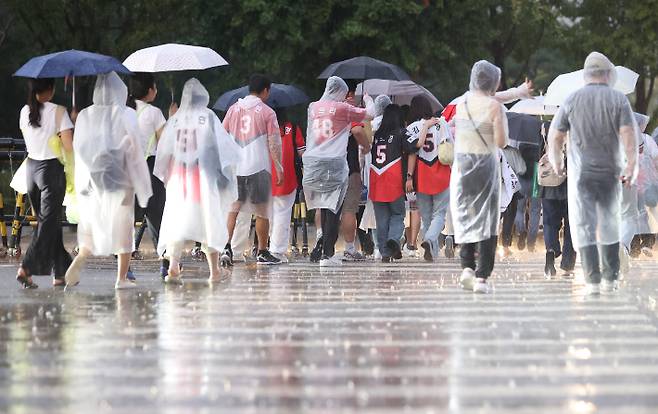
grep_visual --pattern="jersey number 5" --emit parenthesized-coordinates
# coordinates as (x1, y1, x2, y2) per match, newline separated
(375, 144, 387, 164)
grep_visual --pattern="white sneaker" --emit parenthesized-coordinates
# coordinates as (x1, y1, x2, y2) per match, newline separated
(272, 253, 289, 263)
(319, 255, 343, 267)
(164, 275, 183, 285)
(473, 278, 489, 294)
(601, 279, 619, 294)
(584, 283, 600, 296)
(374, 249, 382, 260)
(460, 268, 475, 291)
(115, 280, 138, 290)
(403, 245, 418, 258)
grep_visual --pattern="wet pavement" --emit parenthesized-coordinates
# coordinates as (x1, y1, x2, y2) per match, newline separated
(1, 252, 658, 414)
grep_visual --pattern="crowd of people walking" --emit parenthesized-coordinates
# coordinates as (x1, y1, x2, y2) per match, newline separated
(14, 51, 657, 295)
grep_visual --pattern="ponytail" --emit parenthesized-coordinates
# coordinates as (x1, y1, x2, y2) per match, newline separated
(27, 78, 55, 128)
(127, 94, 137, 109)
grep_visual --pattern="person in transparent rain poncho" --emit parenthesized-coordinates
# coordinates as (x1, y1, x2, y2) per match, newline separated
(548, 52, 638, 296)
(154, 78, 239, 284)
(302, 76, 374, 266)
(64, 72, 153, 290)
(451, 60, 509, 294)
(222, 74, 283, 266)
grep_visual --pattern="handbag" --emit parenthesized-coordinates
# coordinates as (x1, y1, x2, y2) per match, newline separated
(536, 133, 566, 187)
(501, 146, 527, 176)
(438, 140, 454, 165)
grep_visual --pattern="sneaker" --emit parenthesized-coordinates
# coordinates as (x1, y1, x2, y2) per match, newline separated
(256, 250, 282, 266)
(421, 241, 433, 262)
(386, 239, 402, 260)
(374, 249, 382, 260)
(126, 268, 136, 281)
(403, 245, 418, 258)
(115, 280, 138, 290)
(444, 236, 455, 259)
(460, 268, 475, 291)
(164, 275, 183, 285)
(517, 232, 527, 251)
(343, 250, 367, 262)
(560, 269, 575, 279)
(220, 247, 233, 267)
(310, 237, 323, 263)
(601, 279, 619, 294)
(381, 256, 392, 263)
(584, 283, 600, 296)
(641, 247, 654, 258)
(272, 253, 289, 263)
(473, 278, 489, 294)
(544, 250, 557, 279)
(131, 250, 144, 260)
(361, 238, 375, 256)
(319, 255, 343, 267)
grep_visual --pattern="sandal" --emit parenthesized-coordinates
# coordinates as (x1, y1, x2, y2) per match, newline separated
(16, 268, 38, 289)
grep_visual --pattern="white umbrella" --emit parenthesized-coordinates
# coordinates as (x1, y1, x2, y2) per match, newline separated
(509, 96, 558, 116)
(356, 79, 443, 112)
(122, 43, 228, 72)
(544, 66, 638, 106)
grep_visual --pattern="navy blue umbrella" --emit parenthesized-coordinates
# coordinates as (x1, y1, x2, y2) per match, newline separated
(213, 83, 309, 111)
(317, 56, 411, 81)
(13, 49, 131, 78)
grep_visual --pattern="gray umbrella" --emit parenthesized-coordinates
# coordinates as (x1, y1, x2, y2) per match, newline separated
(317, 56, 411, 81)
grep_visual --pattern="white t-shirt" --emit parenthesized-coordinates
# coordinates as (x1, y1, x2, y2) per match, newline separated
(135, 100, 166, 158)
(19, 102, 74, 161)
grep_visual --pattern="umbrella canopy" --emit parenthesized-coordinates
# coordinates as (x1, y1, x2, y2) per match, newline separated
(213, 83, 309, 111)
(509, 96, 558, 116)
(123, 43, 228, 72)
(506, 112, 543, 148)
(355, 80, 443, 112)
(14, 49, 130, 78)
(318, 56, 410, 81)
(544, 66, 639, 106)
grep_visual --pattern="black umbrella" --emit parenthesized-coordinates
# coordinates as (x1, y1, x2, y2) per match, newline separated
(317, 56, 411, 81)
(213, 83, 309, 111)
(506, 112, 542, 148)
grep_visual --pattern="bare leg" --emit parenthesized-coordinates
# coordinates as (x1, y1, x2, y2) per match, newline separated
(207, 250, 222, 282)
(408, 210, 421, 248)
(65, 247, 91, 287)
(166, 241, 184, 282)
(340, 212, 357, 248)
(255, 217, 270, 251)
(226, 211, 239, 243)
(117, 253, 131, 283)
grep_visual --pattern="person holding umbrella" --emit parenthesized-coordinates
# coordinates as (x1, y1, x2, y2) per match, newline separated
(222, 74, 283, 266)
(16, 78, 74, 288)
(64, 72, 153, 289)
(303, 76, 374, 266)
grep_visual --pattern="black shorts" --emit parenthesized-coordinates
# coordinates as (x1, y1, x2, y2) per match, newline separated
(237, 170, 272, 205)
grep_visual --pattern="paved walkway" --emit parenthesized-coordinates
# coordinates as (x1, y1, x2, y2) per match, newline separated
(0, 252, 657, 413)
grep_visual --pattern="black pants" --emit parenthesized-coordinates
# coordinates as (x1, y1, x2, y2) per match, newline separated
(22, 158, 72, 279)
(135, 156, 166, 249)
(542, 198, 576, 271)
(460, 236, 498, 279)
(501, 193, 521, 247)
(321, 207, 342, 257)
(580, 243, 620, 284)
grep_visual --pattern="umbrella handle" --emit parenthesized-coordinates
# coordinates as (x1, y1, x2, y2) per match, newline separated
(72, 77, 76, 109)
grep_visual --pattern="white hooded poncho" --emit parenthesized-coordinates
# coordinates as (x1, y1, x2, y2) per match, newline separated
(154, 78, 239, 255)
(73, 72, 153, 255)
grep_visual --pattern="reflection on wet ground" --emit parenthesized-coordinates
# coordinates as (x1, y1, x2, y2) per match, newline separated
(1, 256, 658, 413)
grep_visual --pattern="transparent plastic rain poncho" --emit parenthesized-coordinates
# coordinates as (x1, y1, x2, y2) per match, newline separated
(154, 78, 239, 256)
(548, 61, 638, 250)
(302, 76, 370, 213)
(450, 60, 508, 244)
(73, 72, 152, 255)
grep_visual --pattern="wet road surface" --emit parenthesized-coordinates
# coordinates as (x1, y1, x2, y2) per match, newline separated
(1, 254, 658, 413)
